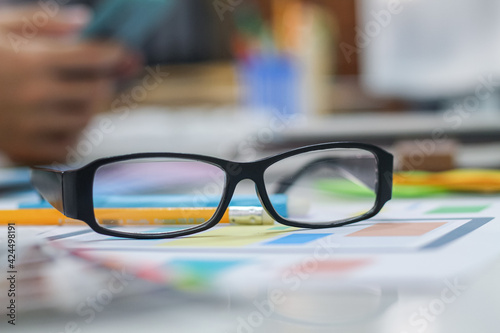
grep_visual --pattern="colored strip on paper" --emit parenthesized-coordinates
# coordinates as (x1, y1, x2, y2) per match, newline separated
(426, 205, 489, 214)
(347, 222, 446, 237)
(265, 233, 332, 245)
(268, 226, 294, 231)
(47, 229, 93, 240)
(169, 258, 243, 277)
(159, 226, 293, 247)
(422, 217, 493, 249)
(168, 258, 245, 288)
(288, 258, 371, 276)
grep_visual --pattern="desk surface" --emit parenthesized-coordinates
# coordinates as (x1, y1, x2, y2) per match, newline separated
(1, 192, 500, 333)
(2, 109, 500, 332)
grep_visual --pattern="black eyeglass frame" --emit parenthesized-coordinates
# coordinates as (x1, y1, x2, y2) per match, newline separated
(31, 142, 393, 239)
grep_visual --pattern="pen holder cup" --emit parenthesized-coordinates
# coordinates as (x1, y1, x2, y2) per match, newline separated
(238, 53, 301, 117)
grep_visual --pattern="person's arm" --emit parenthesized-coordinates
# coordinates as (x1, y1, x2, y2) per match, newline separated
(0, 6, 140, 165)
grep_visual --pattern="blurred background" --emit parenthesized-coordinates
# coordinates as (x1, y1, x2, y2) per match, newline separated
(11, 0, 500, 168)
(4, 2, 500, 332)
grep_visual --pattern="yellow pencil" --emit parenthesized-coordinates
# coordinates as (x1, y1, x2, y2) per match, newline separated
(0, 207, 274, 226)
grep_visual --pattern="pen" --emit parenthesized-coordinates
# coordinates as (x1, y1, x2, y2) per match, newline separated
(0, 206, 275, 226)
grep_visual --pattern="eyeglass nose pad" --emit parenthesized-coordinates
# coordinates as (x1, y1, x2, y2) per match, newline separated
(254, 182, 266, 202)
(254, 183, 275, 217)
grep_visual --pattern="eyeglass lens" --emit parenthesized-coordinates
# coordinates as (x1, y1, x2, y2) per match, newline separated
(93, 158, 226, 235)
(263, 148, 378, 224)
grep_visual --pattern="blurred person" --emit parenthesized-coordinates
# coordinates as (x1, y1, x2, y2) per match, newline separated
(0, 5, 140, 165)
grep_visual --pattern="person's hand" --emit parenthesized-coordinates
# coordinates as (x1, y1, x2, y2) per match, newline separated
(0, 6, 141, 165)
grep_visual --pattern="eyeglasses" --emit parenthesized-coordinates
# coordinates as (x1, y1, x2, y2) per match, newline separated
(30, 142, 393, 239)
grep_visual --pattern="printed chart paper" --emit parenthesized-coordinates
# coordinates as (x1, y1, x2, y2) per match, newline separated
(5, 196, 500, 294)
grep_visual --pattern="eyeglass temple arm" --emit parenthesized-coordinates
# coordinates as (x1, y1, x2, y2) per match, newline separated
(275, 157, 377, 194)
(30, 168, 64, 213)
